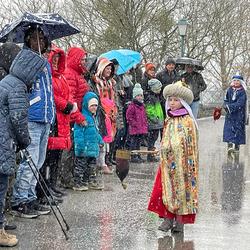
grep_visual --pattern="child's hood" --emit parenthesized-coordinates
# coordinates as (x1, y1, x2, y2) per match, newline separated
(82, 91, 99, 115)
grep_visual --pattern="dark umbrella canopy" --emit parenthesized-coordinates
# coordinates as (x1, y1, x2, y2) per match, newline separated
(175, 57, 204, 71)
(0, 12, 80, 43)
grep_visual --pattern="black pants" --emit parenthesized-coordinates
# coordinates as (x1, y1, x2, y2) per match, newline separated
(130, 134, 143, 151)
(148, 129, 160, 150)
(36, 149, 62, 200)
(44, 149, 62, 187)
(73, 156, 96, 185)
(59, 128, 74, 186)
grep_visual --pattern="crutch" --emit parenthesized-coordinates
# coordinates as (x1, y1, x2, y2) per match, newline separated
(22, 149, 70, 240)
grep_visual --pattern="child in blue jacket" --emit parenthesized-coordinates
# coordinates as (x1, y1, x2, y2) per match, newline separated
(73, 92, 104, 191)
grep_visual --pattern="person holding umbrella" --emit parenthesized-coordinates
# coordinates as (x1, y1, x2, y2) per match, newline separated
(11, 25, 54, 218)
(181, 64, 207, 118)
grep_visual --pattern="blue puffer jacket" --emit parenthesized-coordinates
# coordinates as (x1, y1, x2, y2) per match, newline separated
(28, 57, 55, 124)
(0, 49, 47, 175)
(74, 92, 104, 158)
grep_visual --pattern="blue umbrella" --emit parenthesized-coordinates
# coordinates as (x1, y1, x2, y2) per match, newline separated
(0, 12, 80, 43)
(99, 49, 142, 75)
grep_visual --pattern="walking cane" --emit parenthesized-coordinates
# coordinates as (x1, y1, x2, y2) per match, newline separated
(21, 149, 70, 240)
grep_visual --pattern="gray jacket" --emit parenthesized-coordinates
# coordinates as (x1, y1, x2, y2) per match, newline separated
(0, 49, 47, 175)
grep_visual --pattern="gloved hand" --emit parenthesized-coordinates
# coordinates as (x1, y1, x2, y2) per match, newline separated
(213, 107, 222, 121)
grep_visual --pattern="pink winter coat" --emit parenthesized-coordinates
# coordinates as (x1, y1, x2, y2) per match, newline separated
(126, 100, 148, 135)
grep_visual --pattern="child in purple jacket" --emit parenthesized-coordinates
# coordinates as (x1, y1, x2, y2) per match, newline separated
(126, 83, 148, 163)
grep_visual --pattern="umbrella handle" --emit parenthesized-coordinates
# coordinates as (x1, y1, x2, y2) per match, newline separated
(36, 26, 42, 56)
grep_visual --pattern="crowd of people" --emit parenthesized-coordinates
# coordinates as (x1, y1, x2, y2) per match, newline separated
(0, 22, 214, 247)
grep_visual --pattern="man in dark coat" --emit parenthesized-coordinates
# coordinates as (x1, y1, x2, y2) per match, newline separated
(181, 65, 207, 118)
(156, 58, 179, 117)
(11, 25, 54, 218)
(0, 44, 47, 247)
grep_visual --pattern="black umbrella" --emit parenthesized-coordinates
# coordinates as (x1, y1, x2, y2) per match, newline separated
(0, 12, 80, 43)
(175, 57, 204, 71)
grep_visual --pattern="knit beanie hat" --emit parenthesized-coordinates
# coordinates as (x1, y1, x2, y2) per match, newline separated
(88, 97, 98, 108)
(165, 57, 176, 66)
(145, 62, 155, 72)
(163, 81, 194, 104)
(148, 78, 162, 93)
(133, 83, 144, 98)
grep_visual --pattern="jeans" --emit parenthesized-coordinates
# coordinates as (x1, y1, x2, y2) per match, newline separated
(11, 122, 50, 206)
(0, 174, 8, 229)
(190, 101, 200, 119)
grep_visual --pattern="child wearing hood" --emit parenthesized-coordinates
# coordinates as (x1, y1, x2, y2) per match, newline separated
(73, 92, 104, 191)
(223, 75, 248, 155)
(126, 83, 148, 163)
(148, 81, 199, 233)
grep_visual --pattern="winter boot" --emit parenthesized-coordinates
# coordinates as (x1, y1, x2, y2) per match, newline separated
(171, 221, 184, 233)
(158, 218, 174, 232)
(72, 182, 89, 191)
(89, 166, 104, 190)
(0, 229, 18, 247)
(227, 143, 234, 158)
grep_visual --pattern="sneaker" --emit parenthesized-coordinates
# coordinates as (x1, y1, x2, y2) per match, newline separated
(29, 201, 51, 215)
(158, 218, 174, 232)
(11, 203, 39, 219)
(72, 183, 88, 191)
(89, 180, 104, 190)
(0, 229, 18, 247)
(103, 165, 113, 175)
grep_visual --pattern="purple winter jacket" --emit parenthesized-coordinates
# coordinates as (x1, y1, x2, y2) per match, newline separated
(126, 99, 148, 135)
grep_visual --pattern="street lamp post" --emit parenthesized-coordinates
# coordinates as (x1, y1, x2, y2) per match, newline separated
(177, 18, 188, 57)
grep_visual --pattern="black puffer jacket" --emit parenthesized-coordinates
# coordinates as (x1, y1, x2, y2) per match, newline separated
(0, 48, 47, 175)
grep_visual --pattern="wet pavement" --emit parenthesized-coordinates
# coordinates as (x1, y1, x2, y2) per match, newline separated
(3, 117, 250, 250)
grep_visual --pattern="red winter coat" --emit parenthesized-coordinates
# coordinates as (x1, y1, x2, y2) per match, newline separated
(64, 47, 89, 124)
(47, 45, 72, 150)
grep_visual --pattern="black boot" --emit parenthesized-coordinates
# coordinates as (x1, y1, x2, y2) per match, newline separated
(50, 186, 67, 196)
(104, 153, 112, 167)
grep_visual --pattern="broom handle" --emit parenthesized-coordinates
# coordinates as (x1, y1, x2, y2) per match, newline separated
(130, 150, 159, 155)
